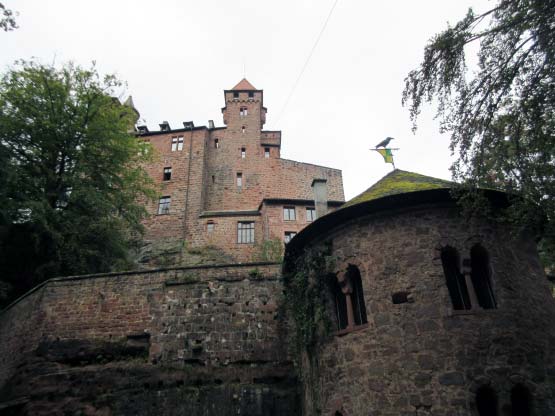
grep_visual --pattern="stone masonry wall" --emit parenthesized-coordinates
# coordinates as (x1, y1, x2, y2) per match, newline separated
(301, 203, 555, 416)
(0, 263, 299, 416)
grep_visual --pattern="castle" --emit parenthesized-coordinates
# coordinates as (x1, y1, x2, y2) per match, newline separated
(1, 82, 555, 416)
(135, 79, 344, 264)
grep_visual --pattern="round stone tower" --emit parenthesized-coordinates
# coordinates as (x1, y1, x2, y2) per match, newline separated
(285, 170, 555, 416)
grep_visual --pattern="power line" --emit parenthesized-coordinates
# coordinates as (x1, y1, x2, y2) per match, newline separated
(275, 0, 340, 124)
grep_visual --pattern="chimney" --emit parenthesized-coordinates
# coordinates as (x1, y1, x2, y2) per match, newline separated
(159, 121, 171, 131)
(312, 179, 328, 219)
(137, 125, 149, 135)
(208, 120, 215, 129)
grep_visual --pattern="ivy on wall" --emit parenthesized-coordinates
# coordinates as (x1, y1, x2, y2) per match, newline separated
(283, 242, 336, 414)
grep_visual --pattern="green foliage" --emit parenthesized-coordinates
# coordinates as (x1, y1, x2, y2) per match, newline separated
(283, 245, 335, 354)
(403, 0, 555, 267)
(0, 2, 17, 32)
(253, 238, 284, 263)
(0, 60, 155, 304)
(248, 268, 263, 279)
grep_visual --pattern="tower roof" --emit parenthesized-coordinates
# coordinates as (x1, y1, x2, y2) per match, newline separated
(231, 78, 257, 90)
(342, 169, 453, 209)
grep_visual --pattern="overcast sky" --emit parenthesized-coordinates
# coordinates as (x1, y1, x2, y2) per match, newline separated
(2, 0, 492, 200)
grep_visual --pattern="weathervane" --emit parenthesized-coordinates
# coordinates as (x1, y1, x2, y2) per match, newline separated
(371, 137, 398, 169)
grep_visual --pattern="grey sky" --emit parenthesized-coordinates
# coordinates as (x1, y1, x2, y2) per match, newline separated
(2, 0, 491, 200)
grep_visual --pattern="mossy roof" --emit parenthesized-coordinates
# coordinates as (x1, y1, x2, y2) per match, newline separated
(341, 169, 453, 209)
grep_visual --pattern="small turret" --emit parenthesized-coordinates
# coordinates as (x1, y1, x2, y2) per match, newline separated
(221, 78, 267, 130)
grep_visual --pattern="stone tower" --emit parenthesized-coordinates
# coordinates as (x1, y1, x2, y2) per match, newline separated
(285, 170, 555, 416)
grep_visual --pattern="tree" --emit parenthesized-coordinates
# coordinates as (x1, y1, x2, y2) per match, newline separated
(0, 60, 154, 305)
(0, 2, 17, 31)
(403, 0, 555, 265)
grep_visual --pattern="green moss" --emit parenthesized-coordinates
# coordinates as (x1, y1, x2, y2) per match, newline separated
(342, 169, 453, 208)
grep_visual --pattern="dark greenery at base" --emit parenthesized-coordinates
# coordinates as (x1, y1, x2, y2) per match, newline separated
(283, 245, 335, 353)
(403, 0, 555, 267)
(283, 244, 335, 414)
(0, 60, 155, 306)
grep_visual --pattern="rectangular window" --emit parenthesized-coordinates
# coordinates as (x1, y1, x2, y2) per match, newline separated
(241, 147, 246, 158)
(233, 91, 239, 98)
(163, 167, 172, 181)
(158, 196, 171, 215)
(215, 138, 219, 148)
(306, 207, 316, 222)
(264, 147, 270, 158)
(207, 221, 215, 233)
(284, 231, 297, 244)
(237, 221, 254, 244)
(284, 206, 296, 221)
(171, 137, 184, 151)
(240, 106, 248, 117)
(237, 172, 243, 187)
(248, 91, 254, 98)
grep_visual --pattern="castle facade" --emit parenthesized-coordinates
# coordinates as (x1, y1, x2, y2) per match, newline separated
(136, 79, 344, 262)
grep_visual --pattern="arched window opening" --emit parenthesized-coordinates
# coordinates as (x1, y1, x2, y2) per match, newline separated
(331, 279, 348, 330)
(511, 384, 531, 416)
(441, 247, 471, 310)
(347, 265, 368, 326)
(334, 412, 344, 416)
(476, 386, 498, 416)
(332, 265, 367, 332)
(471, 245, 497, 309)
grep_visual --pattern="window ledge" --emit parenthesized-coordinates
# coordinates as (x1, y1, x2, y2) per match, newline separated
(335, 323, 368, 337)
(449, 308, 498, 317)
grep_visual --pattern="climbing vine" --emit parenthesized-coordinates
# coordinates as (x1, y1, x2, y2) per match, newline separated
(283, 243, 336, 414)
(284, 244, 335, 353)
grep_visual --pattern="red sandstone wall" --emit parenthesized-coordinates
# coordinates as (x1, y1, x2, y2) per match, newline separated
(140, 128, 209, 242)
(138, 85, 344, 262)
(0, 264, 298, 415)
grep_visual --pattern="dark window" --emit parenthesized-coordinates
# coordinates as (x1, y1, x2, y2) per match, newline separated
(236, 172, 243, 187)
(212, 175, 215, 184)
(441, 247, 471, 310)
(284, 231, 297, 244)
(306, 207, 316, 222)
(511, 384, 531, 416)
(471, 245, 497, 309)
(248, 91, 254, 98)
(476, 386, 498, 416)
(331, 279, 349, 330)
(264, 147, 270, 158)
(207, 221, 214, 233)
(215, 138, 219, 149)
(158, 196, 171, 215)
(241, 125, 246, 134)
(284, 207, 296, 221)
(233, 91, 239, 98)
(348, 265, 368, 326)
(163, 167, 172, 181)
(332, 265, 367, 331)
(392, 291, 410, 304)
(241, 147, 246, 158)
(237, 222, 254, 244)
(240, 106, 248, 117)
